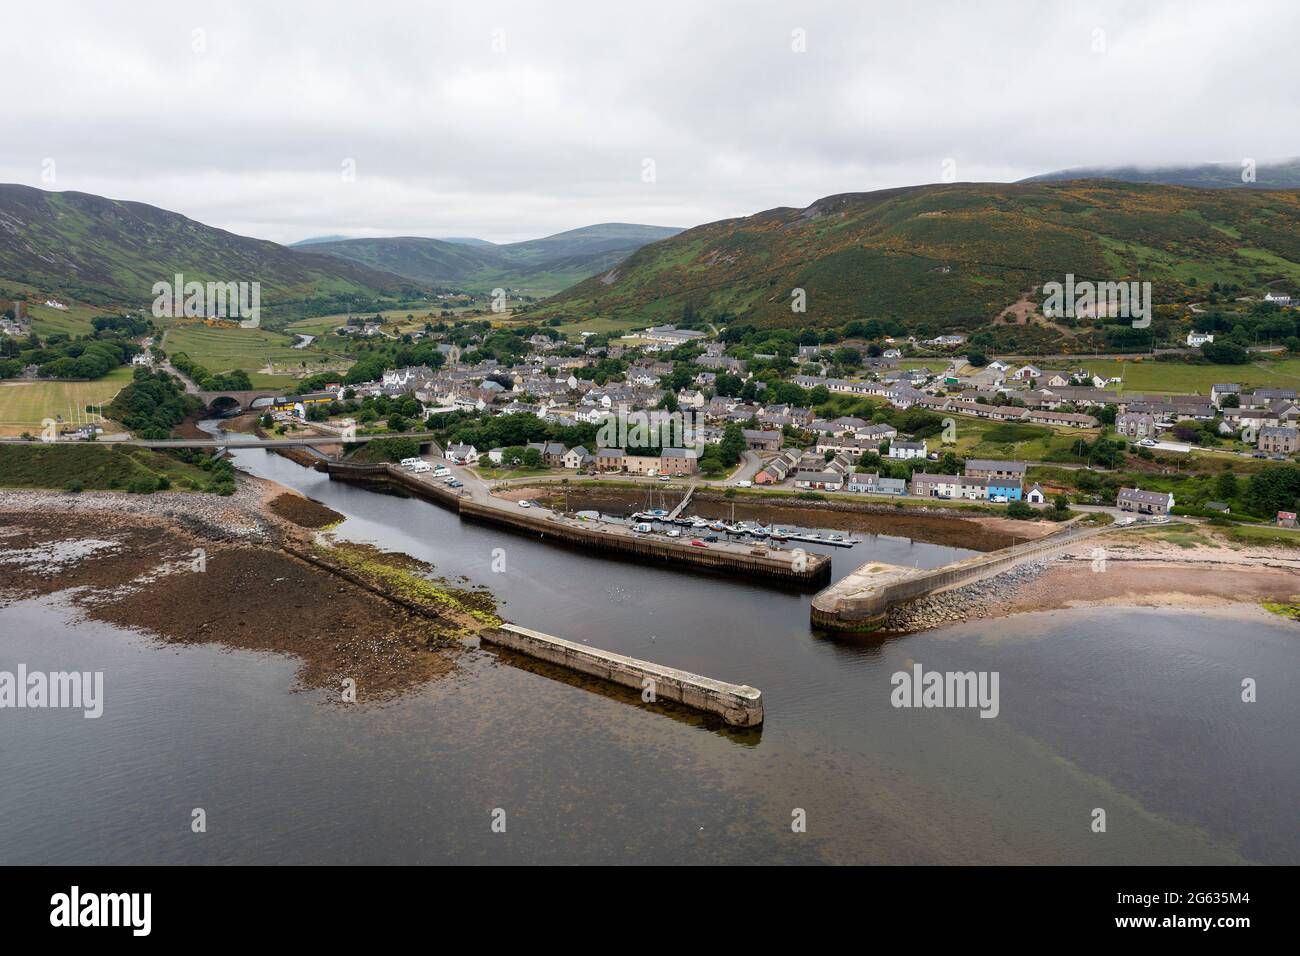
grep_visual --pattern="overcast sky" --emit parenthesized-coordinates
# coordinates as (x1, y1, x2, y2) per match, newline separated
(2, 0, 1297, 244)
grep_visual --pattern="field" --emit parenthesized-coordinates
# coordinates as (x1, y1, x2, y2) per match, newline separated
(161, 323, 348, 377)
(945, 418, 1100, 461)
(0, 443, 214, 490)
(1074, 357, 1300, 395)
(0, 367, 133, 434)
(0, 284, 118, 338)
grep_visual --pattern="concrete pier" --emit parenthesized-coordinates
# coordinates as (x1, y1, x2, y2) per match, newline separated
(811, 522, 1106, 632)
(481, 623, 764, 727)
(324, 461, 830, 586)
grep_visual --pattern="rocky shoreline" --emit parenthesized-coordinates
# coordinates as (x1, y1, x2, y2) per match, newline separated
(883, 560, 1051, 632)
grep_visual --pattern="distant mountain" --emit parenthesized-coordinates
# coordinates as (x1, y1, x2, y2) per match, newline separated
(1022, 158, 1300, 189)
(534, 181, 1300, 345)
(0, 185, 414, 320)
(289, 234, 353, 246)
(300, 222, 683, 295)
(437, 237, 497, 248)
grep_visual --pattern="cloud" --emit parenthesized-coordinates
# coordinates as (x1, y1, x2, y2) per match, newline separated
(1, 0, 1296, 243)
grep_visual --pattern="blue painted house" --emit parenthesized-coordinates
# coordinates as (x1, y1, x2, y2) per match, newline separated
(986, 480, 1023, 502)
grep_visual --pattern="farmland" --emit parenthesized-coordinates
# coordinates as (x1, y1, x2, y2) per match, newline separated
(1073, 357, 1300, 395)
(160, 324, 350, 387)
(0, 366, 133, 435)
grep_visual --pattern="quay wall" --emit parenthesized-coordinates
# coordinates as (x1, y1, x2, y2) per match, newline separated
(481, 623, 764, 728)
(324, 461, 829, 585)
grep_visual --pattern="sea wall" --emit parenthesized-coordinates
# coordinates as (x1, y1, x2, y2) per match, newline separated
(481, 623, 764, 727)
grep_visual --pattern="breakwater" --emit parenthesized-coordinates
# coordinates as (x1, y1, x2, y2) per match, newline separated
(811, 521, 1106, 632)
(481, 623, 763, 727)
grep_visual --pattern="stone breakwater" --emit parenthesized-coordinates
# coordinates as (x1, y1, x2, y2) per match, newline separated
(883, 560, 1050, 632)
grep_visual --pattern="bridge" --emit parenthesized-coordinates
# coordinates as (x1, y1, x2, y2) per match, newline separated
(0, 433, 440, 450)
(196, 389, 288, 414)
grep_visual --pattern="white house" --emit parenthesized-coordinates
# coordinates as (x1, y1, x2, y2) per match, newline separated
(446, 444, 479, 465)
(887, 439, 928, 460)
(1187, 331, 1215, 347)
(1025, 483, 1046, 504)
(562, 445, 592, 469)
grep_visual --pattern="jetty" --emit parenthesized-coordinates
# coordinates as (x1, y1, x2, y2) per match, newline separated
(323, 461, 831, 586)
(481, 623, 763, 727)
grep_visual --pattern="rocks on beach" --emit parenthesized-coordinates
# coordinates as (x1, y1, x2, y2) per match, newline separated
(884, 560, 1051, 632)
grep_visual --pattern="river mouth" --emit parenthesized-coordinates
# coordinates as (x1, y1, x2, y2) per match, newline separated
(3, 438, 1297, 865)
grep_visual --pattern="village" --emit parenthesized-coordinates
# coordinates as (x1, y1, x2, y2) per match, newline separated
(244, 319, 1300, 523)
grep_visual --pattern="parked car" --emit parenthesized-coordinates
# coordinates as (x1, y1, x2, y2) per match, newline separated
(658, 474, 671, 482)
(518, 500, 532, 508)
(1139, 438, 1157, 446)
(448, 479, 462, 488)
(736, 480, 752, 488)
(690, 539, 707, 547)
(703, 534, 719, 542)
(666, 529, 681, 537)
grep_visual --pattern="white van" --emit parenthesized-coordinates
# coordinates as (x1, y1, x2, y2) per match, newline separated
(431, 465, 450, 477)
(410, 461, 432, 473)
(632, 522, 652, 533)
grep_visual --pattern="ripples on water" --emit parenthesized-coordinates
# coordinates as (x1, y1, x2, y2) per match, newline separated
(0, 446, 1295, 864)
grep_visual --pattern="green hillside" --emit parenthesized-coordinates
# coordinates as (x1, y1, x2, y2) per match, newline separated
(532, 181, 1300, 343)
(0, 184, 419, 324)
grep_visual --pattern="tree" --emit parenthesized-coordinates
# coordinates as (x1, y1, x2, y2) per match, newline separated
(521, 447, 543, 468)
(1214, 471, 1239, 500)
(1200, 341, 1249, 364)
(967, 351, 989, 367)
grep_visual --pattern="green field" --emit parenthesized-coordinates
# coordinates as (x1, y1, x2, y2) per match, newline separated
(1074, 358, 1300, 395)
(161, 324, 347, 375)
(944, 417, 1101, 461)
(0, 443, 216, 490)
(0, 366, 133, 433)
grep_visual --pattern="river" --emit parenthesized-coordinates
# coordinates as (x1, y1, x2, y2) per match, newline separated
(1, 442, 1296, 864)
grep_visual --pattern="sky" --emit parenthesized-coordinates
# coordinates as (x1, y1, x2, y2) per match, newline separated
(2, 0, 1297, 245)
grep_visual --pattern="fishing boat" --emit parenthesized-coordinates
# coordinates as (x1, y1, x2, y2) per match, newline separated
(770, 528, 789, 541)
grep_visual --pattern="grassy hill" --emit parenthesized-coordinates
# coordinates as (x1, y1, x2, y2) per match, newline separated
(0, 184, 419, 323)
(533, 182, 1300, 341)
(299, 222, 683, 296)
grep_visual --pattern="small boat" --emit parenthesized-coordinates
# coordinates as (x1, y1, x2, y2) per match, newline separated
(691, 518, 709, 529)
(770, 529, 789, 541)
(708, 522, 727, 532)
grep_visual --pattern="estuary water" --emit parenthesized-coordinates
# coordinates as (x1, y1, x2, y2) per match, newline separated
(1, 445, 1296, 864)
